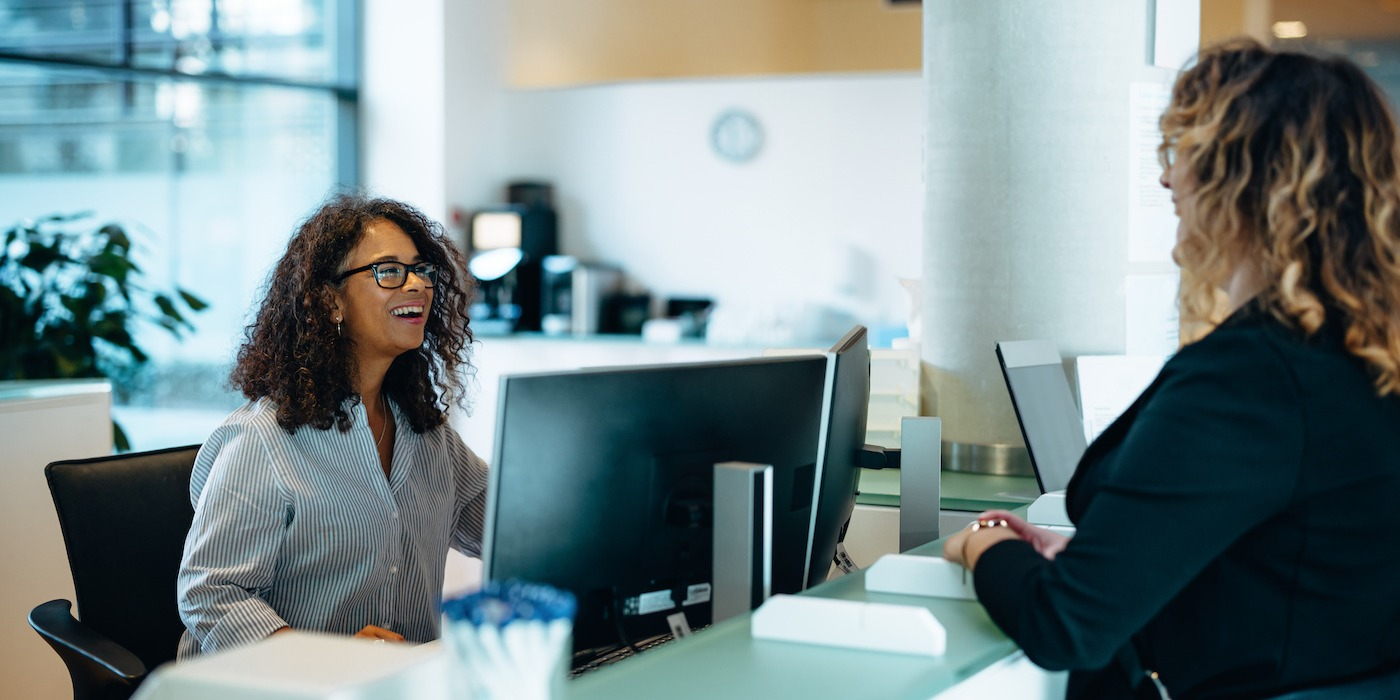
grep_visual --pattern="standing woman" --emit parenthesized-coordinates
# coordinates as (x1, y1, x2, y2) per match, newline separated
(177, 193, 488, 658)
(944, 41, 1400, 698)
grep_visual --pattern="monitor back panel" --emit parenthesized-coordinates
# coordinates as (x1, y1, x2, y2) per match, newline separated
(483, 356, 827, 651)
(995, 340, 1087, 494)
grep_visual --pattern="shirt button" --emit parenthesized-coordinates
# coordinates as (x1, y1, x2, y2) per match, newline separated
(389, 565, 398, 574)
(391, 511, 399, 519)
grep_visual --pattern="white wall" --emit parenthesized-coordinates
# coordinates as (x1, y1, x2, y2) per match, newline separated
(361, 0, 449, 218)
(493, 73, 924, 342)
(363, 0, 514, 230)
(365, 5, 925, 345)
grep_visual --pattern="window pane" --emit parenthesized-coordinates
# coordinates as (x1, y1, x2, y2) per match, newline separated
(0, 63, 347, 449)
(1, 0, 353, 451)
(0, 0, 345, 84)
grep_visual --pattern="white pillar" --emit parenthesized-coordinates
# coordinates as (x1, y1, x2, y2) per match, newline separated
(921, 1, 1182, 457)
(362, 0, 510, 245)
(362, 0, 448, 218)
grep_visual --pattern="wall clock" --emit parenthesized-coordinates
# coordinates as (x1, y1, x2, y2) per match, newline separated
(710, 109, 764, 163)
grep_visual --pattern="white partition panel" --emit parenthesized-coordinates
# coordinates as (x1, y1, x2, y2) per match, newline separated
(0, 380, 114, 700)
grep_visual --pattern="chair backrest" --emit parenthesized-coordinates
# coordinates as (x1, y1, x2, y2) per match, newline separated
(46, 444, 200, 672)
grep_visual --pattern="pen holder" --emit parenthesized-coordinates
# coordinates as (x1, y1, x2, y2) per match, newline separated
(441, 581, 577, 700)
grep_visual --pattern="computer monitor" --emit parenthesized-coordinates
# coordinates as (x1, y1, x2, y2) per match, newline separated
(995, 339, 1088, 494)
(481, 356, 828, 657)
(802, 325, 870, 588)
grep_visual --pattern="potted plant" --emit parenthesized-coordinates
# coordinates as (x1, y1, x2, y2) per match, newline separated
(1, 212, 207, 450)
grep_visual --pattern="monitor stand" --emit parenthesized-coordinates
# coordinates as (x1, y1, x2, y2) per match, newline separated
(898, 416, 942, 552)
(712, 461, 773, 624)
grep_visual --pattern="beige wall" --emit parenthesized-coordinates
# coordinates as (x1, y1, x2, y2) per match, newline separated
(508, 0, 921, 87)
(809, 0, 923, 73)
(1200, 0, 1275, 46)
(1201, 0, 1400, 46)
(1271, 0, 1400, 41)
(510, 0, 1400, 90)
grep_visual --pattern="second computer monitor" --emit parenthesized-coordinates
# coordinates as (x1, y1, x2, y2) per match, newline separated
(803, 325, 870, 588)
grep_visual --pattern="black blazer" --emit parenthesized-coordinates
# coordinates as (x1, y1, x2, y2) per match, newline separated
(975, 302, 1400, 699)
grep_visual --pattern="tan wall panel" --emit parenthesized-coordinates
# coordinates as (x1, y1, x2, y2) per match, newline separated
(509, 0, 919, 88)
(1272, 0, 1400, 41)
(1200, 0, 1250, 47)
(812, 0, 921, 73)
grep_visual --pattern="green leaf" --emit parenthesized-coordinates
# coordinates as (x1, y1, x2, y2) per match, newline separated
(41, 212, 92, 225)
(113, 419, 131, 452)
(98, 309, 127, 328)
(83, 281, 107, 307)
(153, 294, 185, 323)
(98, 224, 131, 253)
(178, 288, 209, 311)
(92, 320, 133, 348)
(88, 251, 134, 283)
(53, 352, 84, 378)
(20, 242, 65, 271)
(60, 294, 93, 320)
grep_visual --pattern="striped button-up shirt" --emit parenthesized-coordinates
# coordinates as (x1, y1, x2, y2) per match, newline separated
(176, 397, 488, 659)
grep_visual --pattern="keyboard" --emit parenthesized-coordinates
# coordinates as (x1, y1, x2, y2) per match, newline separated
(570, 634, 677, 677)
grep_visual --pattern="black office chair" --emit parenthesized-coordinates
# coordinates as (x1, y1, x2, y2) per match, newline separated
(29, 444, 201, 700)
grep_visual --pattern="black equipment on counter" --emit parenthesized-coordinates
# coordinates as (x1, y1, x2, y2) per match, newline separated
(466, 184, 557, 334)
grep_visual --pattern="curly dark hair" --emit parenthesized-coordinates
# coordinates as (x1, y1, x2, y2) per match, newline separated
(230, 191, 476, 434)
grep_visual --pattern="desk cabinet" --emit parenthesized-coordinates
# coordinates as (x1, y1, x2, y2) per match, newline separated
(0, 380, 114, 700)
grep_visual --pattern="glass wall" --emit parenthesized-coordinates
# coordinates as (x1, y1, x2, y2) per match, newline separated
(0, 0, 357, 450)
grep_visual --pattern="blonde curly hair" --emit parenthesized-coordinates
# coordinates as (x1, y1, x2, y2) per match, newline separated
(1161, 38, 1400, 395)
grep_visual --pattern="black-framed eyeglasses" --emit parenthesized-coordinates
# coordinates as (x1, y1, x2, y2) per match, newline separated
(334, 261, 439, 289)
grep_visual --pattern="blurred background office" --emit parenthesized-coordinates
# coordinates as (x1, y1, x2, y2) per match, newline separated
(7, 1, 1400, 455)
(2, 0, 927, 453)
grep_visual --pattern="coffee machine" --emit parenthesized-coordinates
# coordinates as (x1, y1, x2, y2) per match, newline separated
(540, 256, 623, 336)
(466, 183, 557, 334)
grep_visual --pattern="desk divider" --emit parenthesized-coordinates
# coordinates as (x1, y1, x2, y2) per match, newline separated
(899, 417, 942, 552)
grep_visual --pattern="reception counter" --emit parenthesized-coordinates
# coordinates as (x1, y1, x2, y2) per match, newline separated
(565, 474, 1061, 699)
(135, 466, 1060, 699)
(137, 531, 1063, 700)
(570, 536, 1065, 700)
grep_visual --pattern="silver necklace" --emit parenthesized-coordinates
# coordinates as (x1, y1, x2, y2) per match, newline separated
(374, 395, 390, 448)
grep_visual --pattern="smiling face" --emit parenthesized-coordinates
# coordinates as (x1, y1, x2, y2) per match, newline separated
(332, 218, 433, 373)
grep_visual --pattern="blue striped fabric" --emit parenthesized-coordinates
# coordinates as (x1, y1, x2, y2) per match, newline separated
(176, 397, 488, 659)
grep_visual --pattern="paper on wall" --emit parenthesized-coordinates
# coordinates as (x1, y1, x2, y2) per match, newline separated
(1128, 82, 1177, 263)
(1126, 272, 1180, 356)
(1075, 355, 1168, 443)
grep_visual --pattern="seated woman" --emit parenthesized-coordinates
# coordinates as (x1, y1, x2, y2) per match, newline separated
(177, 193, 487, 658)
(944, 40, 1400, 698)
